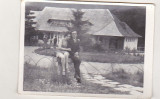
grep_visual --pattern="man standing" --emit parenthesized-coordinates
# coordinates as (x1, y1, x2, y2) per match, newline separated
(68, 31, 81, 83)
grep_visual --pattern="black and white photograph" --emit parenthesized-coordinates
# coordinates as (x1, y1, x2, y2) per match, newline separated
(18, 0, 154, 98)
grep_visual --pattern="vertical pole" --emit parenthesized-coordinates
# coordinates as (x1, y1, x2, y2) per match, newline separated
(57, 33, 59, 46)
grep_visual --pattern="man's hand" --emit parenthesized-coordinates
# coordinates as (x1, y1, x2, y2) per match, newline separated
(74, 52, 79, 58)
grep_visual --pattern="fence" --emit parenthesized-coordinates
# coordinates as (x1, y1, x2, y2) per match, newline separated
(24, 54, 144, 83)
(137, 47, 144, 53)
(24, 55, 54, 67)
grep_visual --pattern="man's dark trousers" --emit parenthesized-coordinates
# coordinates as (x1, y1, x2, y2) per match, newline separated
(68, 38, 81, 83)
(70, 54, 81, 82)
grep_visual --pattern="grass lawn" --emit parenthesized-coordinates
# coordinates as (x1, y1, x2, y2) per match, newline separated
(34, 48, 57, 57)
(102, 69, 143, 87)
(79, 51, 144, 63)
(34, 48, 144, 64)
(23, 63, 129, 94)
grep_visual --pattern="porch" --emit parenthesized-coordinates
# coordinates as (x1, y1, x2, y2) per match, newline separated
(38, 30, 68, 47)
(92, 36, 124, 50)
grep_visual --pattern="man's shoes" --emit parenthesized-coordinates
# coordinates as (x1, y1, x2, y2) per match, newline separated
(76, 78, 81, 83)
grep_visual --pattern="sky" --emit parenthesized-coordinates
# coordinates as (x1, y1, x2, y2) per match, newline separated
(25, 1, 145, 11)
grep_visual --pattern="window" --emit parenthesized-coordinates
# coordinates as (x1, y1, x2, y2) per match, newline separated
(126, 38, 135, 42)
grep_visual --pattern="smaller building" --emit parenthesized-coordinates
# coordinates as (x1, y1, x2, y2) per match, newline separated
(81, 9, 141, 50)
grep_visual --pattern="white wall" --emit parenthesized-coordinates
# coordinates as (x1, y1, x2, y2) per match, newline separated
(57, 33, 64, 48)
(123, 37, 138, 50)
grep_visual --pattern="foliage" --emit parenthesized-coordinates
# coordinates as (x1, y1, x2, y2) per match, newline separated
(111, 8, 145, 47)
(34, 48, 56, 57)
(34, 48, 144, 63)
(25, 10, 37, 46)
(79, 51, 144, 63)
(92, 42, 105, 52)
(68, 10, 93, 50)
(23, 62, 128, 94)
(124, 47, 131, 54)
(23, 62, 72, 91)
(79, 34, 95, 52)
(103, 69, 143, 87)
(68, 10, 92, 35)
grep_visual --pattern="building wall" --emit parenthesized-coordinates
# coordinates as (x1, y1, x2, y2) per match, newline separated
(123, 37, 138, 50)
(57, 33, 64, 47)
(93, 36, 110, 50)
(92, 36, 124, 50)
(101, 37, 110, 50)
(43, 32, 65, 47)
(116, 37, 124, 50)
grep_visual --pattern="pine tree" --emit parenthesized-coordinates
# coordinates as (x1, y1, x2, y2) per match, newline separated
(69, 9, 93, 51)
(25, 10, 37, 45)
(69, 9, 92, 37)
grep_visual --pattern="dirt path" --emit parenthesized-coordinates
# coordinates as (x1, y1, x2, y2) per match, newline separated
(80, 62, 143, 95)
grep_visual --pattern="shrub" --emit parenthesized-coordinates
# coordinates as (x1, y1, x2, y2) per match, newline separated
(79, 52, 144, 63)
(131, 48, 137, 56)
(124, 47, 131, 54)
(103, 69, 144, 87)
(23, 63, 72, 91)
(80, 34, 95, 52)
(34, 48, 144, 63)
(93, 42, 105, 52)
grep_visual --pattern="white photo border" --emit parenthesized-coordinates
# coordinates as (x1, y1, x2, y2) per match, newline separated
(18, 0, 154, 98)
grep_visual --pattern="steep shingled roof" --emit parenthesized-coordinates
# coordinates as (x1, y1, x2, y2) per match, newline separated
(81, 9, 124, 37)
(29, 7, 141, 37)
(30, 7, 75, 32)
(112, 15, 141, 37)
(82, 9, 141, 37)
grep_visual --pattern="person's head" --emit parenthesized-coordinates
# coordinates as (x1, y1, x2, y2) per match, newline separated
(64, 33, 71, 40)
(71, 31, 77, 39)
